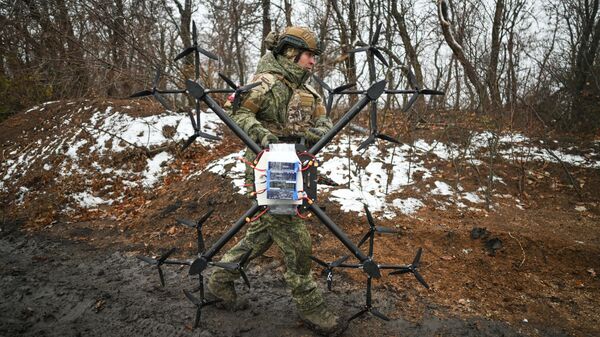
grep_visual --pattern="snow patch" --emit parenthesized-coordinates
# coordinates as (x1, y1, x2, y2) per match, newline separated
(141, 151, 173, 187)
(72, 191, 111, 208)
(392, 198, 424, 215)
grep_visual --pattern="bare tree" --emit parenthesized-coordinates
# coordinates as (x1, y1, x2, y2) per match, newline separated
(437, 0, 490, 111)
(261, 0, 271, 55)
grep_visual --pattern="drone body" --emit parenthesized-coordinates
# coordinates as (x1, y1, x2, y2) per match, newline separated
(133, 20, 442, 329)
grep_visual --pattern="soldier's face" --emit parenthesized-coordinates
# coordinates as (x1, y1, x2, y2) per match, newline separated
(297, 51, 317, 71)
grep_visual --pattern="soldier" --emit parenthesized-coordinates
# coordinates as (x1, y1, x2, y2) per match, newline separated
(207, 27, 347, 336)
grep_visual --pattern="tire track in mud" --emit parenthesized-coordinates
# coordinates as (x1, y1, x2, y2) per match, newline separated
(0, 226, 571, 337)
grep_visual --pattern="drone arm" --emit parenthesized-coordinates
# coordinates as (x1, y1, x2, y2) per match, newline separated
(203, 203, 263, 259)
(308, 204, 368, 263)
(189, 203, 263, 275)
(193, 86, 262, 154)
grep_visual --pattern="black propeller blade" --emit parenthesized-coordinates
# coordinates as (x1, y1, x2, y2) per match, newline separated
(312, 75, 356, 117)
(357, 205, 402, 247)
(310, 255, 349, 291)
(181, 80, 220, 149)
(381, 67, 445, 112)
(356, 122, 402, 151)
(136, 247, 177, 287)
(183, 289, 221, 329)
(129, 68, 171, 110)
(357, 134, 376, 152)
(218, 73, 261, 112)
(176, 208, 214, 254)
(211, 249, 253, 288)
(174, 21, 219, 63)
(348, 22, 389, 67)
(348, 276, 390, 322)
(174, 46, 219, 62)
(389, 247, 429, 289)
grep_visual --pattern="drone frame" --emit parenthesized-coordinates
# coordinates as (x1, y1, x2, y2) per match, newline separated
(132, 19, 448, 329)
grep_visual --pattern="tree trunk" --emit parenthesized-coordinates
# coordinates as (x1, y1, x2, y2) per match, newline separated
(330, 0, 358, 106)
(284, 0, 293, 26)
(487, 0, 504, 109)
(571, 0, 600, 125)
(437, 0, 490, 111)
(261, 0, 271, 56)
(390, 0, 424, 86)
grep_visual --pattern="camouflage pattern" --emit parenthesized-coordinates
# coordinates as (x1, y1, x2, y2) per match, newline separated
(209, 46, 332, 316)
(224, 51, 332, 146)
(208, 213, 324, 313)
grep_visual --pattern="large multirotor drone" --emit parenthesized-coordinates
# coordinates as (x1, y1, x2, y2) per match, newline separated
(132, 20, 443, 329)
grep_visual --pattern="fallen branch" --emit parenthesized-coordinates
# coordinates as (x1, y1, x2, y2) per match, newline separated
(508, 232, 525, 268)
(82, 126, 173, 158)
(542, 146, 583, 198)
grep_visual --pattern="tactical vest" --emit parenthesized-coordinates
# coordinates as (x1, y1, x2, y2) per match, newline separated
(251, 73, 324, 137)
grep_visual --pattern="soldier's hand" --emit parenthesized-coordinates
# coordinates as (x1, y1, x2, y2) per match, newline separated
(260, 133, 279, 148)
(305, 127, 325, 143)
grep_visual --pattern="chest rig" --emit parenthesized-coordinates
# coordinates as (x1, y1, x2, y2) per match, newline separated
(277, 75, 320, 135)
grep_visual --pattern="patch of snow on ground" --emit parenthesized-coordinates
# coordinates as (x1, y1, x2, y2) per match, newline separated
(66, 138, 87, 158)
(431, 181, 453, 196)
(462, 192, 484, 203)
(16, 186, 30, 204)
(87, 108, 222, 153)
(317, 137, 431, 217)
(199, 150, 247, 194)
(392, 198, 424, 215)
(141, 151, 173, 187)
(72, 191, 111, 208)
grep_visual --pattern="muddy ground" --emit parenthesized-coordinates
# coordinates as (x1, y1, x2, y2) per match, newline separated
(0, 218, 571, 337)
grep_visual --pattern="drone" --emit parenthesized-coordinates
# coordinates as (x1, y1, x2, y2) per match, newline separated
(132, 20, 443, 329)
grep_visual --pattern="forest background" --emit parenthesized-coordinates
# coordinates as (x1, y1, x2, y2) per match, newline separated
(1, 0, 599, 133)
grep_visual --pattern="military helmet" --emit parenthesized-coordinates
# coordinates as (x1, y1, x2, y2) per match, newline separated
(271, 26, 322, 56)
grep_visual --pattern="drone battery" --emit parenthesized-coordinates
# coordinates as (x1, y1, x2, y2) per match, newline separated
(266, 161, 299, 200)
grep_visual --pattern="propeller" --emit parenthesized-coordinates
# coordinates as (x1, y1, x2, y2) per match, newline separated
(347, 22, 401, 150)
(218, 72, 261, 113)
(356, 90, 402, 151)
(385, 67, 445, 112)
(183, 289, 221, 329)
(181, 80, 221, 150)
(174, 21, 218, 67)
(389, 247, 429, 289)
(347, 22, 388, 67)
(176, 208, 214, 254)
(357, 205, 401, 249)
(348, 276, 390, 322)
(129, 68, 173, 110)
(309, 255, 349, 291)
(312, 75, 356, 117)
(211, 249, 253, 288)
(136, 247, 177, 287)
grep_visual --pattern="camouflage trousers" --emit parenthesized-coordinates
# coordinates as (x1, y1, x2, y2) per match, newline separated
(208, 213, 324, 314)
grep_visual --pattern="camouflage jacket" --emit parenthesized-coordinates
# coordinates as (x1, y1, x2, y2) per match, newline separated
(225, 52, 332, 145)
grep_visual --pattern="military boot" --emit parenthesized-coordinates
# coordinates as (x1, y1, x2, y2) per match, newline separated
(206, 279, 249, 311)
(300, 304, 348, 336)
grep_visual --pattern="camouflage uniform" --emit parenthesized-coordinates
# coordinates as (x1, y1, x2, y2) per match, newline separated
(208, 49, 332, 315)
